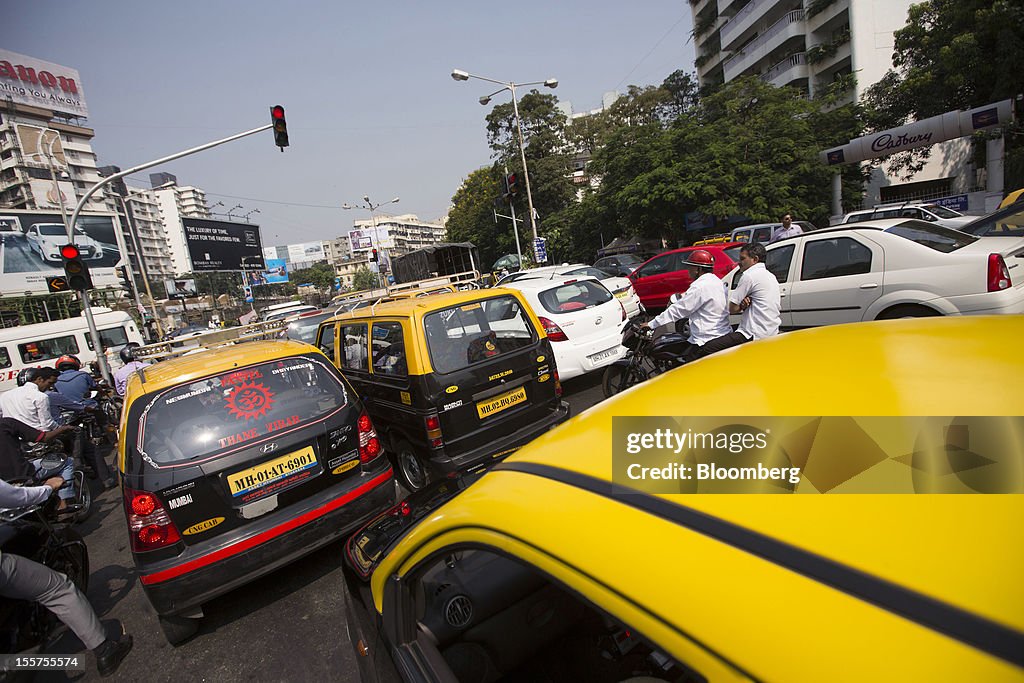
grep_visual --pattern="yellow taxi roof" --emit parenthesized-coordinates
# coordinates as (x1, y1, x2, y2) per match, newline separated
(324, 288, 519, 323)
(374, 316, 1024, 678)
(124, 340, 318, 396)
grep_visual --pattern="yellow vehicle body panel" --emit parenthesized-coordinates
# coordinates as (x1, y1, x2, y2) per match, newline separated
(367, 316, 1024, 681)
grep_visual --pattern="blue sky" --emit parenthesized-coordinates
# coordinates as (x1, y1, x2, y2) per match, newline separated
(7, 1, 694, 246)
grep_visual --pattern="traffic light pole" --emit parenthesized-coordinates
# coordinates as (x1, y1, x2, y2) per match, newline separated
(65, 122, 274, 382)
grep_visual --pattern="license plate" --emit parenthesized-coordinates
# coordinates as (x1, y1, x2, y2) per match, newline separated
(227, 446, 319, 499)
(476, 386, 527, 419)
(614, 290, 629, 299)
(589, 347, 619, 363)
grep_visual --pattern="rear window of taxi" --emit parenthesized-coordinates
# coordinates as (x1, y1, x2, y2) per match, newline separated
(537, 280, 612, 314)
(424, 295, 537, 374)
(136, 356, 348, 464)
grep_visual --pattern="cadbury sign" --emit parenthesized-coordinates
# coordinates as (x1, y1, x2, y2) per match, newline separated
(821, 99, 1012, 166)
(0, 49, 88, 118)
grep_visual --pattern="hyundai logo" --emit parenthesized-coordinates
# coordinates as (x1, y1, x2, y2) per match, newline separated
(595, 316, 603, 325)
(260, 443, 279, 454)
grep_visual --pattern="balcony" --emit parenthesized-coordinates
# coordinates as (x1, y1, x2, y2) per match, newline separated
(723, 10, 805, 81)
(762, 52, 808, 87)
(720, 0, 767, 50)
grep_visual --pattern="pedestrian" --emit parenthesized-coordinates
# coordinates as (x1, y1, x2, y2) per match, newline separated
(113, 343, 150, 397)
(700, 242, 781, 356)
(0, 475, 133, 677)
(768, 213, 802, 243)
(641, 250, 730, 362)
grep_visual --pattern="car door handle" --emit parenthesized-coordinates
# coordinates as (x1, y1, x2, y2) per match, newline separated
(859, 283, 879, 289)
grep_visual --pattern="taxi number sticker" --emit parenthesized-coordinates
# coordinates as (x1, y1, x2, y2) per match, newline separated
(227, 447, 318, 497)
(477, 386, 527, 419)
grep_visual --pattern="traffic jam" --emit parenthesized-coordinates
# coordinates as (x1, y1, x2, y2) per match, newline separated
(4, 203, 1024, 680)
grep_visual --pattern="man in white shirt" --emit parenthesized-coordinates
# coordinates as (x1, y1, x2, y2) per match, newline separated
(700, 242, 781, 356)
(0, 367, 60, 431)
(642, 250, 730, 362)
(768, 213, 802, 243)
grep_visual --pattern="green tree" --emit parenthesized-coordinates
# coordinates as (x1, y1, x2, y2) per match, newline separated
(351, 266, 376, 291)
(863, 0, 1024, 185)
(445, 166, 516, 269)
(290, 262, 335, 290)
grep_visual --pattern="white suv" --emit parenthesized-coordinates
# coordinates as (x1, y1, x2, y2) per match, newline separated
(841, 203, 973, 229)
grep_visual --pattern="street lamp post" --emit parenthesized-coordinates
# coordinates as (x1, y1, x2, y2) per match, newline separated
(342, 196, 400, 289)
(451, 68, 558, 244)
(118, 186, 172, 339)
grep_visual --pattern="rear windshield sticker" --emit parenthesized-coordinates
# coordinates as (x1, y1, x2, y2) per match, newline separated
(271, 362, 313, 375)
(225, 382, 275, 421)
(221, 369, 264, 387)
(460, 303, 482, 311)
(219, 428, 259, 449)
(266, 415, 300, 432)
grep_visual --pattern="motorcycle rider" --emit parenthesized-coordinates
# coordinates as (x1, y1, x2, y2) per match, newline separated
(55, 355, 98, 405)
(113, 342, 150, 397)
(0, 369, 81, 506)
(0, 475, 134, 677)
(642, 249, 731, 362)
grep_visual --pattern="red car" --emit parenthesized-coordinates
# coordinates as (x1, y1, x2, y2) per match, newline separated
(628, 243, 742, 311)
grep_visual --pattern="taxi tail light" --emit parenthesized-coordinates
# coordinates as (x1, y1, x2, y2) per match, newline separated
(124, 487, 181, 552)
(357, 411, 383, 464)
(425, 412, 443, 449)
(538, 316, 568, 342)
(619, 300, 627, 322)
(987, 253, 1011, 292)
(554, 368, 563, 398)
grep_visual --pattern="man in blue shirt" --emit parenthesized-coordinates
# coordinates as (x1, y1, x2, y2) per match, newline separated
(54, 355, 96, 404)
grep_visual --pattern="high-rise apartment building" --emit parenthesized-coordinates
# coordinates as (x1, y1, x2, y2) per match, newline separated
(152, 175, 211, 275)
(0, 50, 107, 213)
(98, 165, 176, 284)
(349, 214, 446, 258)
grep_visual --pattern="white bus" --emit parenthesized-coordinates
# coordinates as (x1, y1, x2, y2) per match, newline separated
(0, 308, 144, 394)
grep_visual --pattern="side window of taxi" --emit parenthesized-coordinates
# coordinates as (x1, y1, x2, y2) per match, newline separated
(371, 322, 407, 377)
(401, 548, 705, 682)
(766, 244, 795, 283)
(318, 324, 335, 360)
(340, 323, 368, 373)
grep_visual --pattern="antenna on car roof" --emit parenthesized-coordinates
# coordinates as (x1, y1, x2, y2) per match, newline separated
(136, 365, 146, 385)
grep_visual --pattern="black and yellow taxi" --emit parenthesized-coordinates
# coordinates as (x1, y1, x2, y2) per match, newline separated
(117, 339, 396, 645)
(340, 316, 1024, 682)
(316, 289, 570, 491)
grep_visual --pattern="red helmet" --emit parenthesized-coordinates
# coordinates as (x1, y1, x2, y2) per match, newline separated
(687, 250, 714, 268)
(55, 355, 81, 371)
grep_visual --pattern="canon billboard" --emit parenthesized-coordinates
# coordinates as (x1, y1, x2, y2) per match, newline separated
(181, 217, 265, 272)
(0, 49, 88, 118)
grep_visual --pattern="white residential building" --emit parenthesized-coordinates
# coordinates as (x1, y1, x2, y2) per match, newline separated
(690, 0, 986, 212)
(349, 214, 446, 258)
(154, 182, 211, 275)
(121, 188, 175, 280)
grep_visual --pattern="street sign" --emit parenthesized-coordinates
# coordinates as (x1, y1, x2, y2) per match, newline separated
(46, 276, 70, 293)
(533, 237, 548, 264)
(244, 286, 253, 303)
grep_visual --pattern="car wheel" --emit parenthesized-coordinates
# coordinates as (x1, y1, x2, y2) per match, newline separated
(392, 438, 430, 492)
(159, 613, 200, 646)
(876, 304, 939, 320)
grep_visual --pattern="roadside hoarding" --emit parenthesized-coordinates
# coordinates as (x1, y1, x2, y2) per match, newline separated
(0, 49, 88, 117)
(0, 210, 123, 296)
(264, 258, 289, 283)
(16, 124, 68, 170)
(286, 241, 325, 264)
(164, 278, 198, 298)
(348, 226, 394, 252)
(181, 217, 265, 271)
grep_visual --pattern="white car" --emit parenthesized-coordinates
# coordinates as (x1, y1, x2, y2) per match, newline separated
(722, 218, 1024, 329)
(841, 203, 974, 230)
(496, 264, 643, 319)
(500, 275, 628, 380)
(25, 223, 104, 263)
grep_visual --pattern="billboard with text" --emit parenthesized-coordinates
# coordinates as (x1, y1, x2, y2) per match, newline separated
(182, 217, 265, 271)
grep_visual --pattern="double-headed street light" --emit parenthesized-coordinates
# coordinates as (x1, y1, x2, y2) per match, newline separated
(342, 196, 400, 288)
(451, 69, 558, 243)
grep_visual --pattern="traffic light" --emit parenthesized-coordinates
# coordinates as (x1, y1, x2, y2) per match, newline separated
(60, 244, 93, 291)
(507, 172, 519, 196)
(117, 266, 135, 297)
(371, 248, 379, 262)
(270, 105, 289, 149)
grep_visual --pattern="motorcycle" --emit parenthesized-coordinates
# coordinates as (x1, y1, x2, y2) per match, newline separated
(21, 431, 93, 524)
(0, 455, 90, 662)
(601, 318, 692, 398)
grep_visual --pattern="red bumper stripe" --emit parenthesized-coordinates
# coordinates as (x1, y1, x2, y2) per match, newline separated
(140, 469, 393, 585)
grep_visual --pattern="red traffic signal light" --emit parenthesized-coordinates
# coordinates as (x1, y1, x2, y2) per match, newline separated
(270, 104, 289, 149)
(60, 243, 93, 291)
(371, 248, 379, 262)
(507, 172, 519, 196)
